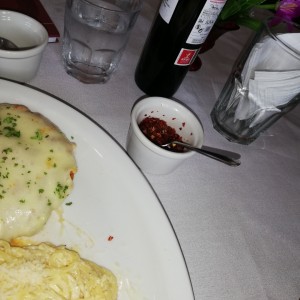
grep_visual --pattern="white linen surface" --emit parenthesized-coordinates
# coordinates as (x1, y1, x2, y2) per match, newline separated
(25, 0, 300, 299)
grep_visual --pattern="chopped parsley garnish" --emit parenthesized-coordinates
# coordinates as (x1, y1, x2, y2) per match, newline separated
(2, 126, 20, 137)
(3, 116, 17, 126)
(31, 129, 43, 140)
(2, 148, 12, 154)
(54, 183, 69, 199)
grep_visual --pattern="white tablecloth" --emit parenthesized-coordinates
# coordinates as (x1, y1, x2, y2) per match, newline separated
(18, 0, 300, 299)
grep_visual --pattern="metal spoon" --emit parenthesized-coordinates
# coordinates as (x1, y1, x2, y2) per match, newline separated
(0, 37, 35, 51)
(0, 37, 18, 50)
(162, 141, 241, 167)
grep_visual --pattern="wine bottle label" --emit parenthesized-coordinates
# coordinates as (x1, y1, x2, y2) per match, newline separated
(186, 0, 227, 45)
(174, 48, 199, 66)
(159, 0, 179, 24)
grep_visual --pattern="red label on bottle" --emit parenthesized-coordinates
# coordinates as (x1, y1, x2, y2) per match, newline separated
(175, 48, 198, 66)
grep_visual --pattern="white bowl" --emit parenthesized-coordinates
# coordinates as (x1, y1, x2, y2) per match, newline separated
(0, 10, 48, 82)
(126, 97, 204, 175)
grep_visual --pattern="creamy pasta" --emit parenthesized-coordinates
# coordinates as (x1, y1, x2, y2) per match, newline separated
(0, 240, 118, 299)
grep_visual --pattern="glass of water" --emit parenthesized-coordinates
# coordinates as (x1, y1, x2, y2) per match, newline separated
(62, 0, 141, 83)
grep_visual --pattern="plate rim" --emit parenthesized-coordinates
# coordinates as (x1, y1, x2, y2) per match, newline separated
(0, 78, 195, 300)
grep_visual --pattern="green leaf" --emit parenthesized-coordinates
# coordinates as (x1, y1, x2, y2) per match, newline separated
(235, 16, 264, 31)
(219, 0, 273, 21)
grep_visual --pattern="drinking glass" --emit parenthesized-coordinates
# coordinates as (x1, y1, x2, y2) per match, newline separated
(211, 19, 300, 144)
(62, 0, 141, 83)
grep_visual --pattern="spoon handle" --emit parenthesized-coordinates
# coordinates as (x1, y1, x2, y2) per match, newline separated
(174, 141, 241, 167)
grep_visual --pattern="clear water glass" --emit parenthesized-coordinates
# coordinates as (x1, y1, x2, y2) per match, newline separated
(62, 0, 141, 83)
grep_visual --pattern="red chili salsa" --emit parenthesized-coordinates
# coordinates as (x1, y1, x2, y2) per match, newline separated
(138, 117, 185, 152)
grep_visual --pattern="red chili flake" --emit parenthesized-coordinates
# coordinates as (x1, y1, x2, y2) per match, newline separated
(108, 235, 114, 241)
(70, 170, 75, 180)
(182, 122, 186, 127)
(179, 127, 182, 131)
(172, 117, 176, 120)
(138, 117, 185, 152)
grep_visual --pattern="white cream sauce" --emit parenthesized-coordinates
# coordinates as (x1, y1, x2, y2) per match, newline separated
(0, 104, 77, 241)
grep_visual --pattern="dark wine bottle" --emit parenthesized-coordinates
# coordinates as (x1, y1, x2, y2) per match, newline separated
(135, 0, 228, 97)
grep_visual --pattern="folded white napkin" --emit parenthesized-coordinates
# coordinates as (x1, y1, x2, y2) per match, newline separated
(233, 33, 300, 127)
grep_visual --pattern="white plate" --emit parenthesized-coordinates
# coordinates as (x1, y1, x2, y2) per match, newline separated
(0, 79, 194, 300)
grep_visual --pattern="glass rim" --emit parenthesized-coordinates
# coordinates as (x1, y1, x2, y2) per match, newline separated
(82, 0, 142, 14)
(264, 17, 300, 60)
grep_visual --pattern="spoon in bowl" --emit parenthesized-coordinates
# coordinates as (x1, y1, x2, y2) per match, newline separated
(0, 37, 36, 51)
(162, 140, 241, 167)
(0, 37, 18, 50)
